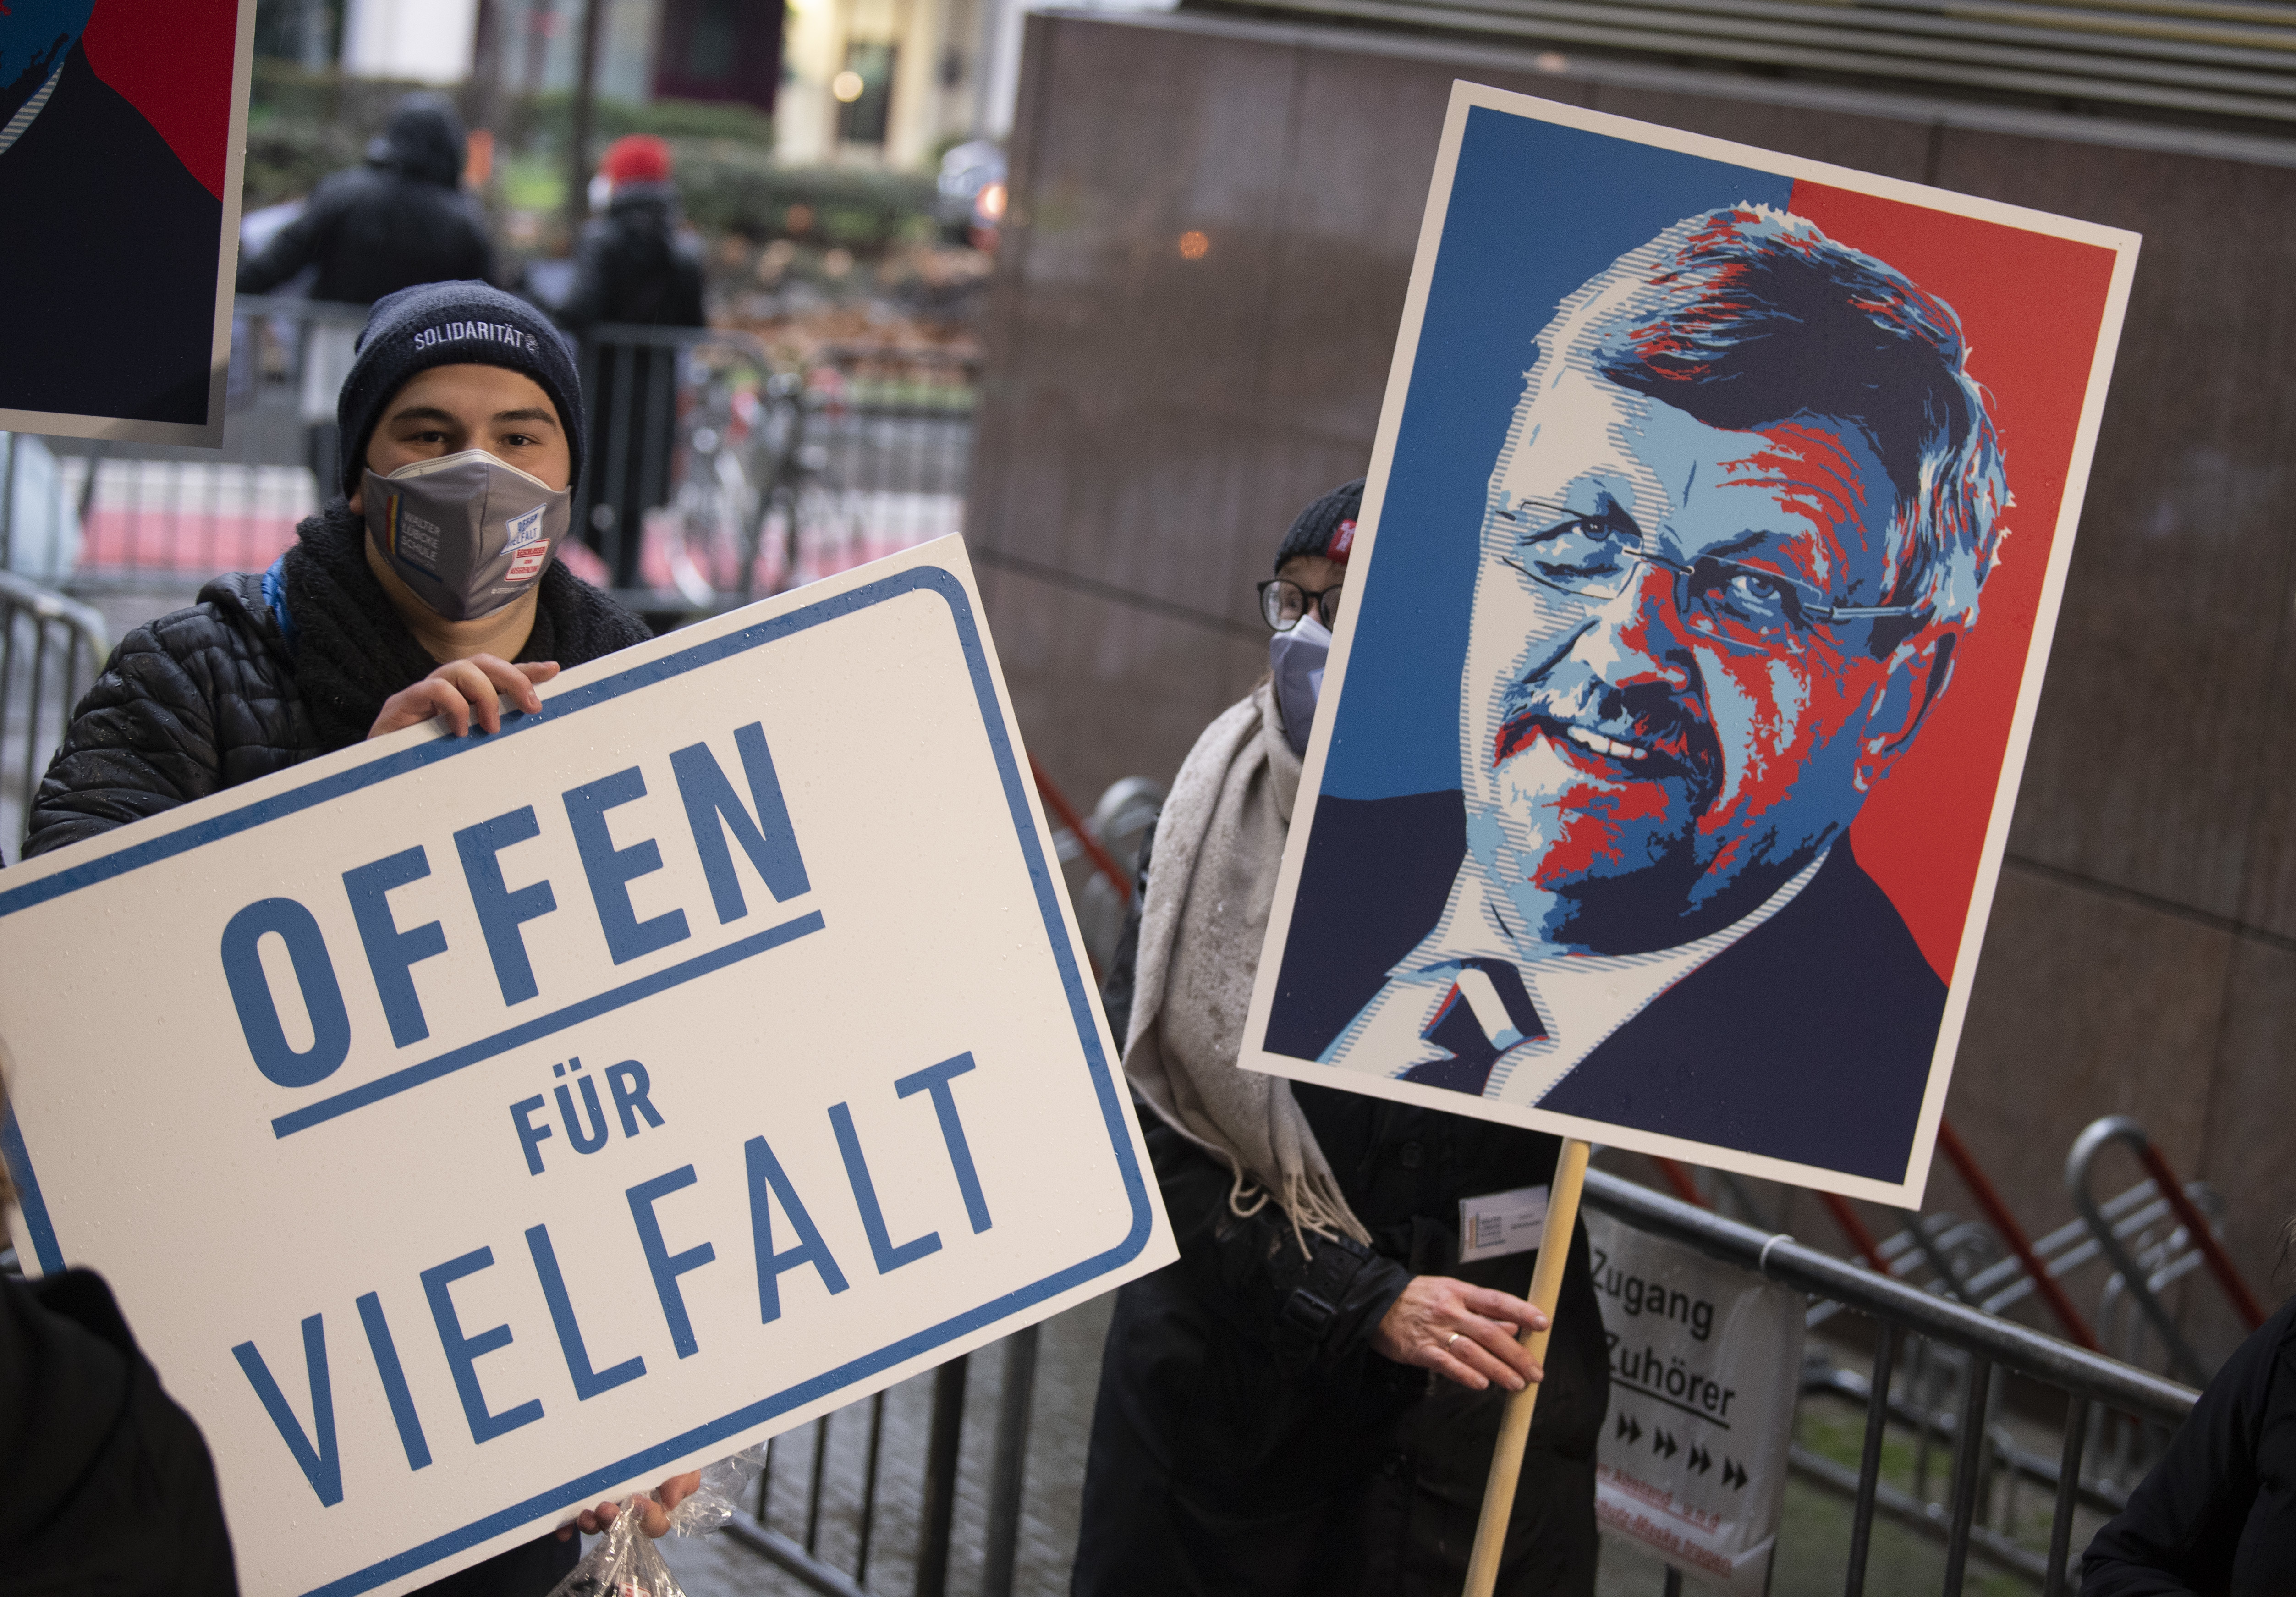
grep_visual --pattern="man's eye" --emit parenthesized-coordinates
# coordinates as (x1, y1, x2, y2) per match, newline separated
(1709, 567, 1802, 624)
(1522, 517, 1629, 570)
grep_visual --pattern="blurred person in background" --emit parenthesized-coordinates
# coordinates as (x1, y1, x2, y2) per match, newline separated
(236, 92, 495, 491)
(553, 133, 707, 597)
(2080, 1256, 2296, 1594)
(1074, 481, 1609, 1597)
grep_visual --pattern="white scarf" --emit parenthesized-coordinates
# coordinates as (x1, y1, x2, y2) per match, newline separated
(1122, 681, 1372, 1249)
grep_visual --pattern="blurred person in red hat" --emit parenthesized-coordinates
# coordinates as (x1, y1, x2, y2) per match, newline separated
(554, 132, 707, 598)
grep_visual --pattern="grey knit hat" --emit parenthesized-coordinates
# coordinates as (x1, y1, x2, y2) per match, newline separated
(1274, 478, 1363, 572)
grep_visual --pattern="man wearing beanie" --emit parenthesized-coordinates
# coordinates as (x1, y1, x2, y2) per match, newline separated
(22, 283, 693, 1587)
(1072, 480, 1607, 1597)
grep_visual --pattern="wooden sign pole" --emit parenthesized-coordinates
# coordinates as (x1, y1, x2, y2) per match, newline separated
(1461, 1136, 1593, 1597)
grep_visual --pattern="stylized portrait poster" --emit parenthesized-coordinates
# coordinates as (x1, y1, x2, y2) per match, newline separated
(1239, 83, 2138, 1206)
(0, 0, 253, 443)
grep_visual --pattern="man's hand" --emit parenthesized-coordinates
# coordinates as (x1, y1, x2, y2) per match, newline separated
(1370, 1275, 1547, 1393)
(368, 656, 560, 740)
(555, 1470, 703, 1541)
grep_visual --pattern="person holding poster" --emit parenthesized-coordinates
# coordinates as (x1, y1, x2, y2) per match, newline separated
(19, 280, 705, 1591)
(1271, 204, 2005, 1184)
(1074, 483, 1609, 1597)
(27, 281, 643, 860)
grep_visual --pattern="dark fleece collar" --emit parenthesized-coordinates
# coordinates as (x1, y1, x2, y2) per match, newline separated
(279, 497, 652, 753)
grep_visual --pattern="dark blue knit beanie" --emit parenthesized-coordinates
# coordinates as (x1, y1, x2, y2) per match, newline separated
(336, 281, 585, 498)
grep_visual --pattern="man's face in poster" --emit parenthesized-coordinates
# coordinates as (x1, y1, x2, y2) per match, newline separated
(1461, 348, 1958, 957)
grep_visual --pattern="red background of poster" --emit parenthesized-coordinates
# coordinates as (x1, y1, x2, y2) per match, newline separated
(82, 0, 240, 201)
(1789, 182, 2120, 982)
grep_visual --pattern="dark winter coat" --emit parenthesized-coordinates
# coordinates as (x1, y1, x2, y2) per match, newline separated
(235, 98, 492, 305)
(2082, 1294, 2296, 1596)
(554, 186, 707, 333)
(1073, 822, 1609, 1597)
(25, 501, 651, 859)
(553, 185, 706, 589)
(0, 1268, 237, 1594)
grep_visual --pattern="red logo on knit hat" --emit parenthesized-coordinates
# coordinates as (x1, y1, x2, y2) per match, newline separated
(1328, 518, 1356, 561)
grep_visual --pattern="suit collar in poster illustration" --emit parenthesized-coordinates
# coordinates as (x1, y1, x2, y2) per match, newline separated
(1317, 843, 1827, 1103)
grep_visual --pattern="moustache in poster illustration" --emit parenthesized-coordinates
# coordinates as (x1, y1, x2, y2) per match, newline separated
(1242, 85, 2140, 1206)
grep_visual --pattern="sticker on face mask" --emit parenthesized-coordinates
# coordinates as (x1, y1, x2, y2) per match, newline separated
(387, 495, 444, 577)
(505, 501, 550, 581)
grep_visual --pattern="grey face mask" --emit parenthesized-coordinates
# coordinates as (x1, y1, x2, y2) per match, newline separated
(361, 449, 573, 622)
(1270, 612, 1331, 758)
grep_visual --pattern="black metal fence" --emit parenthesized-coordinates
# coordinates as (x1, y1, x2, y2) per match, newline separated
(1586, 1170, 2196, 1596)
(0, 571, 107, 864)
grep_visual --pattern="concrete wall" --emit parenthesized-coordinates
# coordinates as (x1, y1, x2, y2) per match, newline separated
(966, 7, 2296, 1361)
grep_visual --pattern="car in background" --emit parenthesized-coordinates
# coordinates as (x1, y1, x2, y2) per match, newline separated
(937, 139, 1007, 250)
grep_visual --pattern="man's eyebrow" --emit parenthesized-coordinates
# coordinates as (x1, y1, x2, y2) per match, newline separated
(493, 408, 558, 427)
(387, 405, 458, 425)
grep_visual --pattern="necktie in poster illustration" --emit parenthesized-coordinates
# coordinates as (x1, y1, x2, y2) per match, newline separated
(0, 0, 251, 443)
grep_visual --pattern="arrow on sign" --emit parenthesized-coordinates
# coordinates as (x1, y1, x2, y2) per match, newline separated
(1616, 1413, 1642, 1445)
(1653, 1428, 1679, 1460)
(1723, 1458, 1748, 1490)
(1689, 1443, 1713, 1475)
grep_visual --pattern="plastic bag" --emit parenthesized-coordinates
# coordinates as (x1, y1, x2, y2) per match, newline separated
(664, 1443, 768, 1537)
(543, 1505, 685, 1597)
(544, 1444, 769, 1597)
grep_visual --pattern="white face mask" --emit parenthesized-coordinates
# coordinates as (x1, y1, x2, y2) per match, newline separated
(1269, 612, 1332, 758)
(361, 450, 573, 622)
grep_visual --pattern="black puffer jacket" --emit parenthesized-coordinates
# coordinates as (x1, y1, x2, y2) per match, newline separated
(235, 94, 493, 304)
(26, 502, 651, 859)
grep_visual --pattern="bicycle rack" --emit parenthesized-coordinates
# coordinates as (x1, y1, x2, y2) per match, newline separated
(2066, 1114, 2261, 1388)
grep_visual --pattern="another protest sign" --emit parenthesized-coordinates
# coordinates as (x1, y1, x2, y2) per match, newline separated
(0, 536, 1175, 1595)
(0, 0, 253, 443)
(1587, 1211, 1803, 1595)
(1241, 80, 2140, 1208)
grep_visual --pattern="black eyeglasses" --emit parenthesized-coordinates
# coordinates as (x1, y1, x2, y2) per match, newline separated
(1258, 578, 1343, 633)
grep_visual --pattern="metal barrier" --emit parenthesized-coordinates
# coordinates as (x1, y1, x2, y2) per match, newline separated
(720, 1328, 1043, 1597)
(1585, 1169, 2197, 1596)
(44, 297, 977, 618)
(0, 570, 108, 864)
(698, 1158, 2205, 1597)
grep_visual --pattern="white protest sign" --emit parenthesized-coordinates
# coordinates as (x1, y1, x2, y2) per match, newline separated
(0, 537, 1174, 1597)
(1587, 1211, 1802, 1594)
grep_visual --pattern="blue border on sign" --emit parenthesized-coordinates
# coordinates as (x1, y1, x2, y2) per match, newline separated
(0, 566, 1156, 1596)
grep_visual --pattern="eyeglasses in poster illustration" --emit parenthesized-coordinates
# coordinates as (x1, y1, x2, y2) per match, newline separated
(0, 0, 252, 443)
(1238, 83, 2140, 1207)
